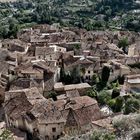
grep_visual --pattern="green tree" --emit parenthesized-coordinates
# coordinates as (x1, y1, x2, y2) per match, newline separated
(118, 75, 125, 84)
(114, 96, 124, 112)
(108, 99, 116, 111)
(118, 38, 129, 54)
(108, 96, 124, 112)
(91, 74, 99, 85)
(101, 66, 110, 86)
(64, 74, 72, 85)
(112, 88, 120, 99)
(60, 67, 65, 83)
(74, 44, 80, 50)
(86, 88, 98, 99)
(71, 67, 80, 84)
(8, 18, 19, 38)
(35, 3, 51, 24)
(48, 91, 57, 101)
(98, 90, 111, 105)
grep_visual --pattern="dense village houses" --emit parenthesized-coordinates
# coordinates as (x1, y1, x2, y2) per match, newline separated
(0, 24, 140, 140)
(4, 87, 102, 139)
(4, 88, 65, 140)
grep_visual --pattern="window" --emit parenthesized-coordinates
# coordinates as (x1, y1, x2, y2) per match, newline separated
(61, 132, 63, 135)
(88, 70, 90, 74)
(45, 135, 49, 140)
(52, 127, 56, 132)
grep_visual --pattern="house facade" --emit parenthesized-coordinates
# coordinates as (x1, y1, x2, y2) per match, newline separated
(4, 88, 66, 140)
(123, 74, 140, 94)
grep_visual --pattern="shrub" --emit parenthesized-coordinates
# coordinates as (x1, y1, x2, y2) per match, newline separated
(112, 88, 120, 99)
(113, 117, 130, 137)
(108, 99, 116, 111)
(108, 96, 124, 112)
(114, 96, 124, 112)
(48, 91, 57, 101)
(124, 98, 140, 114)
(91, 130, 115, 140)
(91, 74, 99, 85)
(98, 90, 111, 105)
(118, 38, 129, 54)
(71, 67, 81, 84)
(0, 129, 14, 140)
(86, 88, 98, 99)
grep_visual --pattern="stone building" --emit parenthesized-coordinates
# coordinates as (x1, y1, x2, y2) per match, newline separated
(122, 74, 140, 94)
(4, 87, 66, 140)
(4, 87, 102, 139)
(55, 96, 102, 136)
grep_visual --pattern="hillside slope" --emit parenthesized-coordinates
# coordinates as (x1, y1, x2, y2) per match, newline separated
(0, 0, 140, 38)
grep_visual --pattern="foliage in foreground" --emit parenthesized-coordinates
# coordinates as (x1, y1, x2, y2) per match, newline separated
(91, 131, 115, 140)
(113, 114, 140, 138)
(0, 129, 14, 140)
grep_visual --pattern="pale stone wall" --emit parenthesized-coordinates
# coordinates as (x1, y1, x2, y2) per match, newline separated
(37, 123, 65, 140)
(36, 53, 56, 61)
(125, 82, 140, 93)
(64, 126, 80, 136)
(108, 70, 120, 82)
(30, 73, 43, 79)
(128, 47, 135, 56)
(120, 66, 130, 76)
(65, 124, 92, 136)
